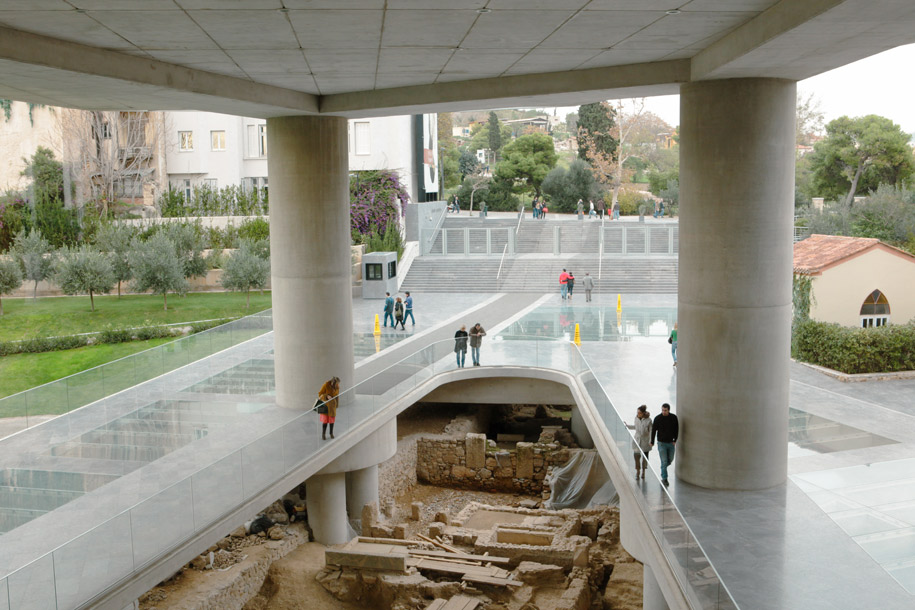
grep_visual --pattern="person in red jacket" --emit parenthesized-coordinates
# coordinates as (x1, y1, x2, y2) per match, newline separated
(559, 269, 570, 300)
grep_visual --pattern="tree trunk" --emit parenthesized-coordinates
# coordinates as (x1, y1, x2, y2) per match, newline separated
(117, 280, 121, 299)
(469, 190, 475, 214)
(163, 292, 168, 311)
(246, 290, 250, 308)
(0, 295, 3, 316)
(33, 280, 38, 301)
(844, 164, 865, 208)
(89, 289, 95, 312)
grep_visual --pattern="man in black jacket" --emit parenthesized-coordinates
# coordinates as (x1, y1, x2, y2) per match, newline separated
(650, 403, 679, 486)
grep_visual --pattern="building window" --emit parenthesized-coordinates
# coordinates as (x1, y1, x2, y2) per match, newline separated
(183, 179, 192, 202)
(860, 289, 890, 327)
(101, 122, 111, 139)
(387, 260, 397, 278)
(365, 263, 382, 281)
(354, 121, 370, 155)
(211, 130, 226, 151)
(246, 124, 267, 157)
(179, 131, 193, 151)
(204, 178, 217, 190)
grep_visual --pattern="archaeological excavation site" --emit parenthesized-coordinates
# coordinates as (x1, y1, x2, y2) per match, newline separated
(139, 403, 641, 610)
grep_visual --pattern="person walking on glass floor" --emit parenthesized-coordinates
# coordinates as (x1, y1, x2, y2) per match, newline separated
(650, 403, 678, 486)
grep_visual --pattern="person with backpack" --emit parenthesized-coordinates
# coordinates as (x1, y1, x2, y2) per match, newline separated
(394, 296, 406, 330)
(316, 376, 340, 440)
(567, 271, 575, 298)
(404, 291, 415, 326)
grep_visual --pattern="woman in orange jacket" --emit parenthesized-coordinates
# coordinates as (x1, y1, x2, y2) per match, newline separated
(318, 376, 340, 440)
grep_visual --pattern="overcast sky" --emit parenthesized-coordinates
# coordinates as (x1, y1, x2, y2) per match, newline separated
(550, 42, 915, 135)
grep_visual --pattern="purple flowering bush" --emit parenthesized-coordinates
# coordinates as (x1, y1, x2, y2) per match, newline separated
(350, 170, 409, 244)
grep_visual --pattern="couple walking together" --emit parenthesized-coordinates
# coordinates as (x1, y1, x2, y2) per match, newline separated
(632, 403, 679, 486)
(454, 323, 486, 367)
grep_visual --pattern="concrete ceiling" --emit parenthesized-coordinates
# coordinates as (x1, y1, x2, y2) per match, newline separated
(0, 0, 913, 118)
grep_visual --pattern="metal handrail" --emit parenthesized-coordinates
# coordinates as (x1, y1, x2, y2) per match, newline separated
(515, 205, 525, 236)
(496, 243, 509, 280)
(598, 218, 605, 280)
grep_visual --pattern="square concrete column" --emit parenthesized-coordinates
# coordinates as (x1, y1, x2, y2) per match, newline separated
(267, 116, 354, 409)
(677, 78, 795, 490)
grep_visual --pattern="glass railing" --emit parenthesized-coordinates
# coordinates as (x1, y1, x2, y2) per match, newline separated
(571, 346, 740, 610)
(0, 311, 274, 435)
(0, 332, 737, 610)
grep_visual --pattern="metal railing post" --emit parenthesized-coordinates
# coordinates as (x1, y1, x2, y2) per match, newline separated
(463, 228, 470, 254)
(442, 229, 448, 255)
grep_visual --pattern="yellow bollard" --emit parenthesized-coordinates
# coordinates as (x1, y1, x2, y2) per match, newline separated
(374, 335, 381, 353)
(573, 323, 581, 346)
(373, 313, 381, 336)
(617, 293, 622, 312)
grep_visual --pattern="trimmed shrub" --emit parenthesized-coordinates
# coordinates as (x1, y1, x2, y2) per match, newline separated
(793, 319, 915, 374)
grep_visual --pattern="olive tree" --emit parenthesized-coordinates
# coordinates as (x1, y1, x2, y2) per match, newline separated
(11, 229, 53, 300)
(95, 223, 135, 298)
(130, 233, 187, 311)
(54, 245, 115, 312)
(220, 240, 270, 307)
(0, 258, 23, 316)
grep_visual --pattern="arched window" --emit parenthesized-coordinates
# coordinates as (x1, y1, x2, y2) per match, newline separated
(860, 289, 890, 327)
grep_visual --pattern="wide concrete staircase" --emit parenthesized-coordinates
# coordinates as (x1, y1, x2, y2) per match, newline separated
(400, 256, 677, 293)
(404, 216, 678, 293)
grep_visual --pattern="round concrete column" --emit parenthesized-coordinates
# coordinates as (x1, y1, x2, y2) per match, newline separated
(267, 116, 354, 409)
(306, 471, 349, 545)
(678, 78, 795, 490)
(643, 564, 670, 610)
(345, 465, 379, 518)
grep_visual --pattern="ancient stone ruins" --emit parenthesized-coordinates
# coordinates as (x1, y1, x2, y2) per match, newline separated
(139, 404, 642, 610)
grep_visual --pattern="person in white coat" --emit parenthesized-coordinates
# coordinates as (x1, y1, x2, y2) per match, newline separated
(632, 405, 652, 480)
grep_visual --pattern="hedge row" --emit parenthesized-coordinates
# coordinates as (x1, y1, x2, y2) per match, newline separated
(793, 319, 915, 374)
(0, 318, 234, 357)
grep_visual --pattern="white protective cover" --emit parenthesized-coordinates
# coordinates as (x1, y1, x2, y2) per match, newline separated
(544, 450, 618, 509)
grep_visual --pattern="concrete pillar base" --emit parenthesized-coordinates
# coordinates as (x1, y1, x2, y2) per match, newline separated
(643, 564, 670, 610)
(307, 472, 349, 545)
(346, 464, 379, 519)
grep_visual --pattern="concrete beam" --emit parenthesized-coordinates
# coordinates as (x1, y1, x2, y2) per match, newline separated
(421, 376, 576, 405)
(0, 25, 318, 116)
(690, 0, 846, 81)
(321, 60, 689, 118)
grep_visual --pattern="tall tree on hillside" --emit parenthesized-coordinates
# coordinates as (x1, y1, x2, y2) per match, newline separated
(495, 133, 559, 197)
(438, 112, 460, 189)
(809, 115, 915, 207)
(796, 92, 825, 146)
(488, 112, 503, 157)
(577, 102, 617, 165)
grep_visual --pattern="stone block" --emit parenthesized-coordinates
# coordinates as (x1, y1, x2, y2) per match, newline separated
(479, 468, 492, 479)
(581, 517, 599, 540)
(604, 562, 642, 610)
(362, 502, 378, 537)
(519, 499, 539, 509)
(465, 433, 487, 469)
(326, 549, 407, 572)
(428, 522, 446, 538)
(411, 502, 423, 521)
(372, 525, 394, 538)
(434, 511, 450, 525)
(516, 442, 534, 479)
(572, 539, 591, 568)
(497, 433, 525, 442)
(451, 465, 473, 478)
(496, 528, 553, 545)
(515, 561, 566, 586)
(393, 524, 407, 539)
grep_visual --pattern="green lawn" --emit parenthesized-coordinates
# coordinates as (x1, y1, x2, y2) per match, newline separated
(0, 291, 272, 342)
(0, 337, 179, 410)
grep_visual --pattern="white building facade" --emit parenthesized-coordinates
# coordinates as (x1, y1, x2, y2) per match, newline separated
(165, 112, 438, 204)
